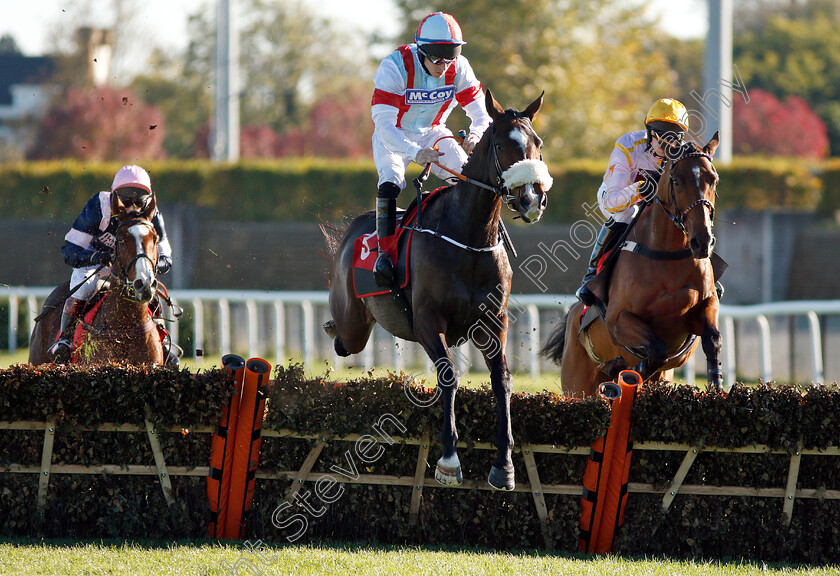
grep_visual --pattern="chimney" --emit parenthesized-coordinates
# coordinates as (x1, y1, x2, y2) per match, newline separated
(76, 27, 115, 87)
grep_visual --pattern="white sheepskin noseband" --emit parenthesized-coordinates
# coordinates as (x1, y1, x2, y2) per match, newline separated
(501, 159, 553, 191)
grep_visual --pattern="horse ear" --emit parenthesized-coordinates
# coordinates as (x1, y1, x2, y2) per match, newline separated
(485, 89, 504, 120)
(704, 131, 720, 158)
(523, 91, 544, 121)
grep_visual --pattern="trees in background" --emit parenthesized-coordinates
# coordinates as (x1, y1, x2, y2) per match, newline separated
(28, 86, 165, 160)
(733, 0, 840, 155)
(392, 0, 675, 158)
(13, 0, 840, 160)
(733, 89, 829, 158)
(132, 0, 374, 159)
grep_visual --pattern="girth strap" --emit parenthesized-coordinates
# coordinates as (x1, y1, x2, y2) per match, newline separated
(621, 241, 693, 261)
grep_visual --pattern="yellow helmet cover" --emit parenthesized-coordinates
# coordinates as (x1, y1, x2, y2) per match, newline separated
(645, 98, 689, 132)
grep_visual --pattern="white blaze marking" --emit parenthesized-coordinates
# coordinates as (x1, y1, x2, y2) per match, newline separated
(508, 127, 528, 155)
(128, 224, 155, 283)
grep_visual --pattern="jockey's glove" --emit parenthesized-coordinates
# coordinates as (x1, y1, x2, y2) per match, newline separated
(637, 172, 659, 200)
(462, 132, 481, 154)
(415, 147, 443, 165)
(92, 249, 113, 267)
(157, 255, 173, 275)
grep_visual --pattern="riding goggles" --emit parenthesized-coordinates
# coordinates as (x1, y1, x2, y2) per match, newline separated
(651, 129, 684, 146)
(419, 47, 456, 65)
(116, 192, 153, 211)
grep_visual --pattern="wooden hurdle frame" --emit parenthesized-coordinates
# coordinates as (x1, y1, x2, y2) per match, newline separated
(3, 419, 840, 548)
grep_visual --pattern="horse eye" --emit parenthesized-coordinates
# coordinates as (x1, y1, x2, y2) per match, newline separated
(496, 144, 504, 152)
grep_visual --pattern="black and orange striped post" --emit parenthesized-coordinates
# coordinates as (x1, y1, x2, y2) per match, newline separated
(223, 357, 271, 540)
(579, 370, 641, 554)
(207, 354, 246, 538)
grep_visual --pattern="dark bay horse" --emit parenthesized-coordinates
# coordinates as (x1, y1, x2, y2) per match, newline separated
(542, 133, 724, 397)
(29, 218, 165, 366)
(323, 90, 551, 490)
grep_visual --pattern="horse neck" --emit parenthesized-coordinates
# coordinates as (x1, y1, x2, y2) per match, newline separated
(446, 180, 503, 247)
(636, 195, 690, 251)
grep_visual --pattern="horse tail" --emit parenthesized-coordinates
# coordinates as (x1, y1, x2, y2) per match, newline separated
(319, 222, 344, 285)
(319, 222, 343, 260)
(540, 307, 569, 365)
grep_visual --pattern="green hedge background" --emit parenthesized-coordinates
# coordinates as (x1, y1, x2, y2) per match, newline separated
(2, 364, 840, 563)
(2, 158, 839, 224)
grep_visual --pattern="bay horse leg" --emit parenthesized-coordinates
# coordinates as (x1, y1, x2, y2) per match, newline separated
(418, 329, 462, 486)
(610, 310, 668, 380)
(478, 331, 515, 491)
(702, 324, 723, 391)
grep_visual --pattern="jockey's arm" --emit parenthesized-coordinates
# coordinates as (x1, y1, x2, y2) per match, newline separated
(152, 211, 173, 275)
(371, 58, 423, 161)
(61, 193, 112, 268)
(61, 241, 101, 268)
(455, 60, 491, 142)
(597, 143, 644, 219)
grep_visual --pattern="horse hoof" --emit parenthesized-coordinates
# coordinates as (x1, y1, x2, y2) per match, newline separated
(323, 320, 337, 339)
(435, 463, 463, 486)
(488, 466, 515, 491)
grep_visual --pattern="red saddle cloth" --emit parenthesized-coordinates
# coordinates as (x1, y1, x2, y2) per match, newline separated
(352, 187, 446, 298)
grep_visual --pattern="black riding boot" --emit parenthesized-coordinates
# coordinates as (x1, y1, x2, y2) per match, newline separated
(373, 183, 399, 288)
(576, 219, 624, 306)
(48, 297, 85, 362)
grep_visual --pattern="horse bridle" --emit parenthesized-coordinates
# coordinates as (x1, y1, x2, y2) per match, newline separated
(112, 219, 158, 300)
(655, 149, 718, 235)
(432, 112, 540, 213)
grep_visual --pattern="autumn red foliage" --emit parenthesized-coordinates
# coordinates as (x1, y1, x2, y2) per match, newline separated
(733, 89, 829, 158)
(28, 86, 166, 161)
(233, 87, 372, 159)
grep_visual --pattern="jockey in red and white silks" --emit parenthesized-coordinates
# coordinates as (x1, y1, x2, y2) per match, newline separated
(370, 12, 492, 288)
(371, 42, 491, 191)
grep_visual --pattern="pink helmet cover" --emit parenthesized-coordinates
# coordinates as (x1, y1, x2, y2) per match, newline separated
(111, 165, 152, 195)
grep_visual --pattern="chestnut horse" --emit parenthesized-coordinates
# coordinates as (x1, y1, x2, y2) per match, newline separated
(542, 133, 724, 397)
(29, 218, 165, 366)
(323, 90, 551, 490)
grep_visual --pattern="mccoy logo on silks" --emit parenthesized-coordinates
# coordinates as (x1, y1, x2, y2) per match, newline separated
(405, 86, 454, 105)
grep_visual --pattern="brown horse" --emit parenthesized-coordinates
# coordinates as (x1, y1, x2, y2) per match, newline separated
(542, 133, 723, 397)
(323, 90, 550, 490)
(29, 218, 165, 366)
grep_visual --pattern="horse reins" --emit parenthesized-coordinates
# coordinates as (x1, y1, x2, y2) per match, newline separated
(428, 112, 538, 211)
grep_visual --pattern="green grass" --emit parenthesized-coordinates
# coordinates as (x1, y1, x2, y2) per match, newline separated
(0, 541, 835, 576)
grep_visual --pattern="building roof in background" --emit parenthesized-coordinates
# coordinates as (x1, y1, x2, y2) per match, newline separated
(0, 54, 55, 105)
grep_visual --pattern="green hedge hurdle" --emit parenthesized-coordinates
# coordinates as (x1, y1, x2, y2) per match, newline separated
(2, 363, 840, 563)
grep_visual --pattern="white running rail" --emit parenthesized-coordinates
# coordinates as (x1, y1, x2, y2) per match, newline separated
(3, 287, 840, 387)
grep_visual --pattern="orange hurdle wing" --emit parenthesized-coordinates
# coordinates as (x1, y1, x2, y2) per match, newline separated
(207, 354, 246, 538)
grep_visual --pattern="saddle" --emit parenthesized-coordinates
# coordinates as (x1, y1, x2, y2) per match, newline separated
(352, 187, 448, 298)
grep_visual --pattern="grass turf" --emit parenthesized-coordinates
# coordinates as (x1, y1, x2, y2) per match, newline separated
(0, 540, 836, 576)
